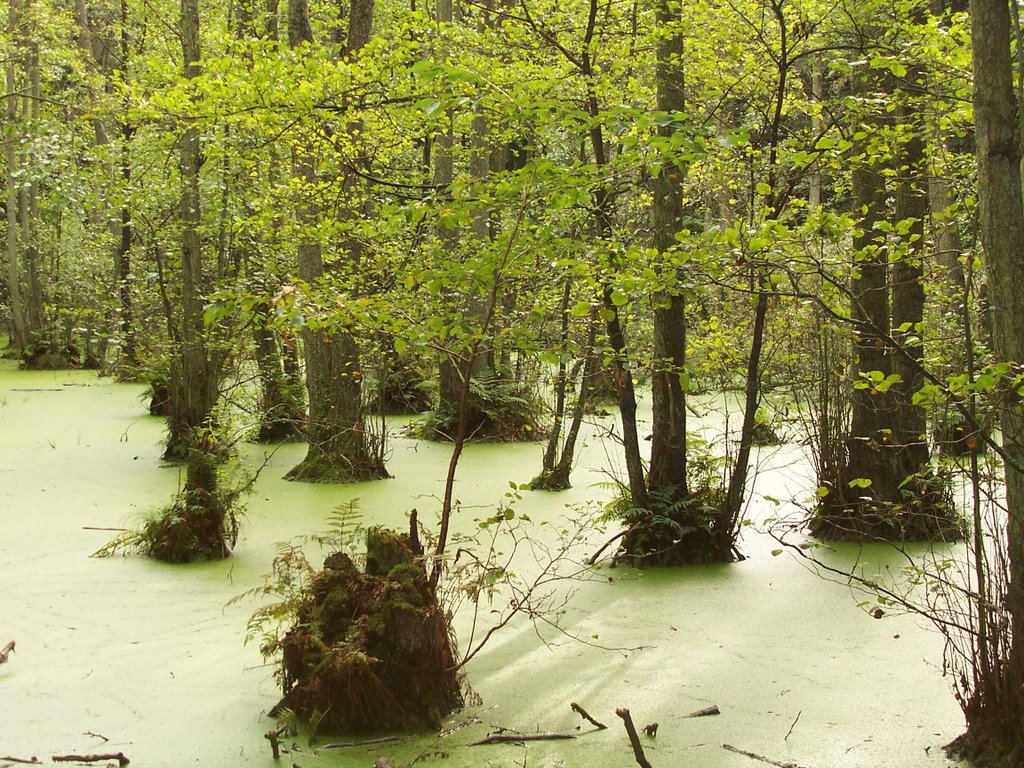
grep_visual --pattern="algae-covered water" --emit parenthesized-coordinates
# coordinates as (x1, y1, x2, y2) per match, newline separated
(0, 364, 969, 767)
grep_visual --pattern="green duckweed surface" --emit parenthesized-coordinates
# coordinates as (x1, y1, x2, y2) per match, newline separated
(0, 364, 969, 767)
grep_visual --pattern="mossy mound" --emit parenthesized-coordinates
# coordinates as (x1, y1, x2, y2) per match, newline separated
(275, 527, 462, 734)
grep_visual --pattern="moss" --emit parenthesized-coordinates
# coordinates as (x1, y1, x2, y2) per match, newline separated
(284, 451, 388, 484)
(528, 465, 572, 491)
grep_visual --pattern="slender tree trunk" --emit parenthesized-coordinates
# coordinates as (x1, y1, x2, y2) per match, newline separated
(578, 0, 646, 508)
(646, 0, 688, 499)
(5, 0, 28, 353)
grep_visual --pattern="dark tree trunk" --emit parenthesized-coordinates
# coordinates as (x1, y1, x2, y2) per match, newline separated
(144, 0, 234, 563)
(5, 0, 28, 355)
(813, 24, 954, 542)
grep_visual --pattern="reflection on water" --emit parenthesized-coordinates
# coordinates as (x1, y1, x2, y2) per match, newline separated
(0, 365, 967, 767)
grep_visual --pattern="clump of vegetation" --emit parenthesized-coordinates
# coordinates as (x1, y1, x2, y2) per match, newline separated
(607, 439, 736, 566)
(414, 367, 541, 442)
(246, 514, 462, 735)
(370, 356, 435, 416)
(95, 448, 246, 563)
(810, 470, 962, 543)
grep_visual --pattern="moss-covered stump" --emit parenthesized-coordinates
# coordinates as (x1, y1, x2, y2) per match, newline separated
(275, 527, 462, 734)
(143, 450, 238, 563)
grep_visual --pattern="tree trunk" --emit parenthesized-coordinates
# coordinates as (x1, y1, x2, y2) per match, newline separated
(285, 0, 387, 483)
(579, 0, 646, 509)
(947, 0, 1024, 759)
(814, 21, 955, 542)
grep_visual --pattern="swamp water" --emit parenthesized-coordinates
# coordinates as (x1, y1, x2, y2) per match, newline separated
(0, 364, 970, 768)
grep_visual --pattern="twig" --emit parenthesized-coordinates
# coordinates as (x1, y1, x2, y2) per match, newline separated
(587, 525, 642, 565)
(82, 734, 109, 743)
(82, 527, 129, 532)
(52, 754, 129, 767)
(722, 744, 811, 768)
(784, 711, 801, 741)
(320, 736, 402, 749)
(571, 702, 608, 730)
(616, 708, 653, 768)
(686, 705, 720, 717)
(0, 641, 14, 664)
(264, 727, 286, 760)
(0, 758, 41, 765)
(468, 733, 576, 746)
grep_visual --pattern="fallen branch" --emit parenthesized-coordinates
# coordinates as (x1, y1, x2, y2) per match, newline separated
(0, 757, 41, 765)
(616, 708, 653, 768)
(82, 527, 129, 532)
(468, 732, 577, 746)
(722, 744, 810, 768)
(784, 711, 801, 742)
(571, 702, 608, 730)
(52, 754, 129, 767)
(320, 736, 402, 749)
(0, 641, 14, 665)
(687, 705, 720, 718)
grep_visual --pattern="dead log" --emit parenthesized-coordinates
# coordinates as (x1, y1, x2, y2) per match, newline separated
(0, 757, 41, 765)
(0, 641, 15, 664)
(616, 708, 653, 768)
(52, 754, 129, 767)
(468, 732, 577, 746)
(570, 702, 608, 730)
(686, 705, 720, 717)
